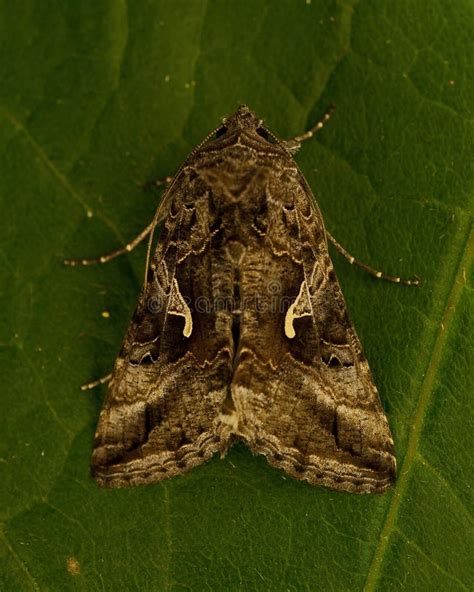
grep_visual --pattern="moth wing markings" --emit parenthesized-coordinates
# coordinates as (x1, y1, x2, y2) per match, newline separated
(167, 278, 193, 337)
(284, 278, 312, 339)
(237, 177, 396, 493)
(92, 187, 233, 488)
(156, 205, 193, 345)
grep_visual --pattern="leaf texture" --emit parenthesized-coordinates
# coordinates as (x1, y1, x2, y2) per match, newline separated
(0, 1, 472, 590)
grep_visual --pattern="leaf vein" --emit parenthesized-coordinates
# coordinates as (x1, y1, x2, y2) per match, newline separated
(0, 526, 41, 591)
(364, 220, 474, 591)
(416, 452, 473, 523)
(394, 527, 470, 591)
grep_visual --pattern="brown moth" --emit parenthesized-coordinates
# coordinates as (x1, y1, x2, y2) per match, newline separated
(79, 106, 412, 493)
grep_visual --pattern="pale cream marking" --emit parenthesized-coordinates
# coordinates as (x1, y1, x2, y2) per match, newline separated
(168, 278, 193, 337)
(284, 280, 312, 339)
(218, 411, 240, 432)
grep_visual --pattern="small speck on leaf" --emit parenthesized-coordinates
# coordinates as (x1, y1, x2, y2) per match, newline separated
(67, 557, 81, 576)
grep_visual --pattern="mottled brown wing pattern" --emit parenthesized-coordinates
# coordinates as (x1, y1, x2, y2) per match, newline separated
(90, 105, 398, 493)
(233, 166, 396, 493)
(91, 179, 234, 487)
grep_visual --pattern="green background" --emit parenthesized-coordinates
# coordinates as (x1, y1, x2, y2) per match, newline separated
(0, 1, 472, 590)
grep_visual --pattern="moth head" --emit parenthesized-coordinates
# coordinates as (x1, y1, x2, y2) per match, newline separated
(218, 105, 276, 144)
(220, 105, 262, 133)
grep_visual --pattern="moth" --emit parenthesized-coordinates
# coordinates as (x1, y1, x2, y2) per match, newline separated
(66, 105, 418, 493)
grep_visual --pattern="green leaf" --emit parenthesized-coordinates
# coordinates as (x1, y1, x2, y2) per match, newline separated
(1, 1, 472, 590)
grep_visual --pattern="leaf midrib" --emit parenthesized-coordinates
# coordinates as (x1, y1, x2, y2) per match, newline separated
(364, 219, 474, 591)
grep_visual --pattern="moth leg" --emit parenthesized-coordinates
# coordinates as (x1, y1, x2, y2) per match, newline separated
(153, 175, 173, 188)
(291, 104, 335, 143)
(283, 105, 335, 152)
(327, 232, 420, 286)
(80, 372, 112, 391)
(63, 220, 154, 267)
(65, 177, 174, 268)
(143, 175, 173, 191)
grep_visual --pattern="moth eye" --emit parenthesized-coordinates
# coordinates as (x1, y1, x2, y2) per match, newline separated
(215, 126, 228, 139)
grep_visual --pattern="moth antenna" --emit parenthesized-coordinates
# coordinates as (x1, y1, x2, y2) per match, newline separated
(80, 373, 112, 391)
(278, 105, 335, 155)
(327, 232, 420, 286)
(64, 221, 155, 267)
(290, 104, 335, 144)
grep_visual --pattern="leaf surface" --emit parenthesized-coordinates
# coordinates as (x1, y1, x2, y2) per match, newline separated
(0, 1, 472, 590)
